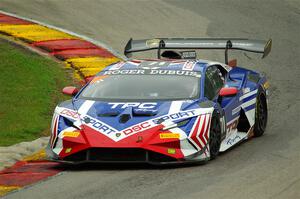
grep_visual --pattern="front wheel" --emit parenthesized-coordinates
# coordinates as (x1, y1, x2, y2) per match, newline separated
(253, 88, 268, 137)
(209, 112, 222, 160)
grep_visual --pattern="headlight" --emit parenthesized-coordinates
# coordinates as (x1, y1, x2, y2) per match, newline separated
(61, 116, 82, 130)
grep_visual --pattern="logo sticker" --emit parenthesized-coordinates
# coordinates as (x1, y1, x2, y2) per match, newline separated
(60, 109, 80, 119)
(160, 133, 180, 139)
(182, 61, 196, 71)
(167, 148, 176, 154)
(108, 102, 157, 109)
(115, 133, 121, 137)
(63, 131, 80, 138)
(65, 148, 72, 153)
(146, 39, 160, 48)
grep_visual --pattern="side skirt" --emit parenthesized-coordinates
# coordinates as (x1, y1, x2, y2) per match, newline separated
(219, 126, 253, 152)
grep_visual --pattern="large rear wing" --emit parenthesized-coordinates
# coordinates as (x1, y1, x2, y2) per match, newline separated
(124, 38, 272, 64)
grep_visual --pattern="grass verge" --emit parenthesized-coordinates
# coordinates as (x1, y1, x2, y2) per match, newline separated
(0, 39, 72, 146)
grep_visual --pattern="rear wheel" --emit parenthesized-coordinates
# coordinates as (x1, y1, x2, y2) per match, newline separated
(209, 112, 222, 160)
(253, 88, 268, 137)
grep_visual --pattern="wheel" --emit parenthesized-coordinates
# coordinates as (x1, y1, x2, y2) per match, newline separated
(209, 112, 222, 160)
(253, 88, 268, 137)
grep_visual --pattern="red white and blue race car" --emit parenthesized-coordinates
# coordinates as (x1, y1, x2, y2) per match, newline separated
(47, 38, 272, 164)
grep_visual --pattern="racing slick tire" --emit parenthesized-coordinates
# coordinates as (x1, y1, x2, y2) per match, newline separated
(209, 112, 222, 160)
(253, 87, 268, 137)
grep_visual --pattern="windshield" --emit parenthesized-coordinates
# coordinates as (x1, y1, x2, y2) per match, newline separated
(79, 71, 201, 101)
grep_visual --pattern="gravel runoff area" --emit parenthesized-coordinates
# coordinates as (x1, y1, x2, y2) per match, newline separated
(0, 137, 48, 170)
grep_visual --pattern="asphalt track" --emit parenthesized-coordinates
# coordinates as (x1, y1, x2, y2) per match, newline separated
(1, 0, 300, 198)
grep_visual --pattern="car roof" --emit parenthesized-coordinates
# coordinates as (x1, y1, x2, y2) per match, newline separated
(102, 59, 211, 74)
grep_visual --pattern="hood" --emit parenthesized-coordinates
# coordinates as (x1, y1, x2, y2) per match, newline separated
(71, 99, 200, 130)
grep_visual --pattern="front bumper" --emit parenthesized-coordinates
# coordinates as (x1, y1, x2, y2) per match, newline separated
(47, 146, 209, 165)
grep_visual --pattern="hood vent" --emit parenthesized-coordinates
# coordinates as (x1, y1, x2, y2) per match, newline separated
(132, 109, 157, 117)
(119, 114, 131, 123)
(132, 112, 157, 117)
(97, 112, 119, 117)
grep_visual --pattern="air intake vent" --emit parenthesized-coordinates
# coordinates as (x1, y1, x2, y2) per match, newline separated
(97, 112, 119, 117)
(132, 109, 157, 117)
(119, 114, 131, 123)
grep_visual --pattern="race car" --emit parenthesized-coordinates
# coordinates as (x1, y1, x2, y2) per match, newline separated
(47, 38, 272, 164)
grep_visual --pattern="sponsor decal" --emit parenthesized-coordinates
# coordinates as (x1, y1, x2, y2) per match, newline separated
(60, 109, 80, 119)
(167, 148, 176, 154)
(226, 135, 241, 145)
(122, 122, 151, 135)
(63, 131, 80, 138)
(108, 102, 157, 109)
(115, 133, 121, 137)
(56, 107, 212, 142)
(103, 69, 200, 77)
(152, 110, 197, 124)
(182, 61, 196, 71)
(83, 115, 116, 134)
(65, 148, 72, 153)
(119, 109, 204, 137)
(146, 39, 160, 48)
(159, 133, 180, 139)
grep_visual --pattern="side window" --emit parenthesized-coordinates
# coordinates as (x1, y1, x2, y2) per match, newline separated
(204, 66, 224, 100)
(205, 68, 215, 99)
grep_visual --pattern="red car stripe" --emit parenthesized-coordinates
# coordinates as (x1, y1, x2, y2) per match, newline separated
(190, 115, 203, 150)
(50, 116, 59, 148)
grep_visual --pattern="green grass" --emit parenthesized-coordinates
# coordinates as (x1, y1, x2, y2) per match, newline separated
(0, 39, 72, 146)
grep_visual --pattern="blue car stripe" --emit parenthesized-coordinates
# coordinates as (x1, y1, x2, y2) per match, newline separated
(244, 104, 256, 112)
(242, 94, 257, 103)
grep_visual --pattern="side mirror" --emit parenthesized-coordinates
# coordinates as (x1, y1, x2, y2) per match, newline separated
(219, 87, 238, 97)
(62, 86, 79, 96)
